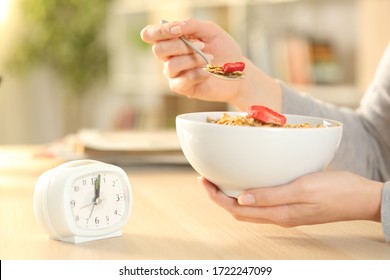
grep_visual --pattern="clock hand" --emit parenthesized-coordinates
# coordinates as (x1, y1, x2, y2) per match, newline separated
(80, 175, 103, 211)
(86, 176, 104, 223)
(80, 198, 104, 209)
(87, 175, 101, 223)
(79, 175, 102, 210)
(80, 202, 95, 209)
(94, 174, 101, 203)
(87, 203, 96, 223)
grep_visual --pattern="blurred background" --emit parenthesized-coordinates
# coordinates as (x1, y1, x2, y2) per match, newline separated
(0, 0, 389, 144)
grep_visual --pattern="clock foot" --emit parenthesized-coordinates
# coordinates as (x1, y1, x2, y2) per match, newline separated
(53, 230, 123, 244)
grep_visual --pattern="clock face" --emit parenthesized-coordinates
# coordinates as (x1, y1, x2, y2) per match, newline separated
(69, 171, 128, 230)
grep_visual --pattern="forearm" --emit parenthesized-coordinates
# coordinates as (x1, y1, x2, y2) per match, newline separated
(230, 58, 283, 112)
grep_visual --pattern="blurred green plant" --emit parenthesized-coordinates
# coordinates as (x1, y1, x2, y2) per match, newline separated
(7, 0, 108, 96)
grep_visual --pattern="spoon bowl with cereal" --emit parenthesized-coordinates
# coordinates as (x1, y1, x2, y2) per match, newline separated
(161, 20, 245, 81)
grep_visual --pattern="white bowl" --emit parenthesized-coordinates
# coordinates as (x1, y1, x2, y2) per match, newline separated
(176, 111, 343, 197)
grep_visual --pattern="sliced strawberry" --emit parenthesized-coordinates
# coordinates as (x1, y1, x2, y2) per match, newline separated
(247, 105, 286, 126)
(222, 62, 245, 73)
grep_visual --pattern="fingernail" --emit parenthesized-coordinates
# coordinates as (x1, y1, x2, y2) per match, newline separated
(192, 41, 205, 50)
(207, 54, 214, 61)
(170, 25, 182, 35)
(197, 176, 202, 184)
(238, 194, 255, 205)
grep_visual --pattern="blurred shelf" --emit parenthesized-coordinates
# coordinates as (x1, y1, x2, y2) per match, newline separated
(107, 0, 366, 95)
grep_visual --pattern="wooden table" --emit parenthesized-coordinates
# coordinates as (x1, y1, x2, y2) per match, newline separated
(1, 146, 389, 260)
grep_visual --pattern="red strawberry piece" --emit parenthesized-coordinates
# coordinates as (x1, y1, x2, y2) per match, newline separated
(222, 62, 245, 73)
(247, 105, 286, 126)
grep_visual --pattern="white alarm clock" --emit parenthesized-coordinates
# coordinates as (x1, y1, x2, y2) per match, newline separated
(33, 160, 132, 244)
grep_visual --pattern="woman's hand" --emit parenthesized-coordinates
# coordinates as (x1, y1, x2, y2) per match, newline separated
(140, 18, 282, 111)
(200, 171, 383, 226)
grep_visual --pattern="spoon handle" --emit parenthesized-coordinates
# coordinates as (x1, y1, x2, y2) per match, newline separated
(160, 20, 211, 65)
(177, 36, 211, 65)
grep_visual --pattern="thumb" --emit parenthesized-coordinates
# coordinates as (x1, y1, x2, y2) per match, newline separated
(238, 182, 303, 207)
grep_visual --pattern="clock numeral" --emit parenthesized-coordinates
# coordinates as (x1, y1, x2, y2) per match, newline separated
(73, 186, 79, 192)
(70, 200, 76, 208)
(95, 216, 100, 225)
(106, 216, 110, 224)
(82, 179, 87, 186)
(116, 193, 125, 201)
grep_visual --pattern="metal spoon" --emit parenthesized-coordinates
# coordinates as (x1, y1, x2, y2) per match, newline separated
(161, 20, 244, 81)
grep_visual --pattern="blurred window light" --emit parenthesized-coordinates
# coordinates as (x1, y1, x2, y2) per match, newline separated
(0, 0, 10, 23)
